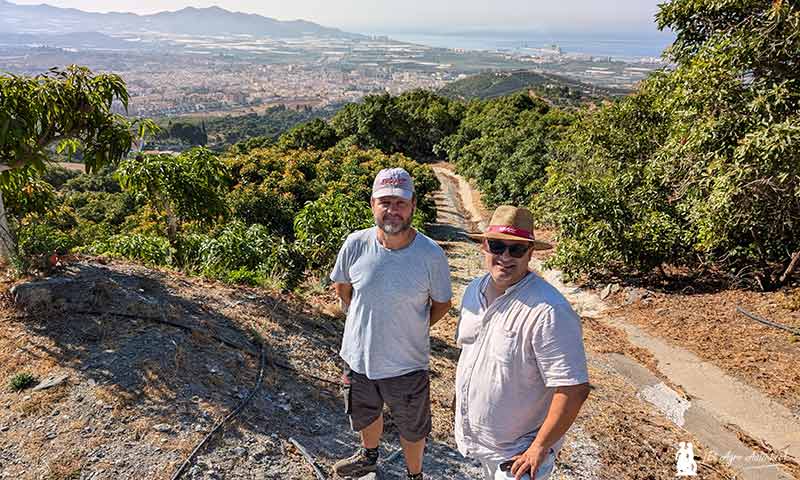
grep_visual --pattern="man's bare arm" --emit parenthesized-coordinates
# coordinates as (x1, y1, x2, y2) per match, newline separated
(333, 282, 353, 312)
(510, 383, 591, 479)
(429, 299, 452, 327)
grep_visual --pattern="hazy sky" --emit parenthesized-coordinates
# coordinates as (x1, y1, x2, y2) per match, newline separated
(11, 0, 668, 33)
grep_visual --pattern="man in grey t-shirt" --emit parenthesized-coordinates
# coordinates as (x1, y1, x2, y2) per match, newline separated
(330, 168, 452, 480)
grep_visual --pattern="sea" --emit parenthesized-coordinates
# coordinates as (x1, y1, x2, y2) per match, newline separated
(373, 30, 674, 60)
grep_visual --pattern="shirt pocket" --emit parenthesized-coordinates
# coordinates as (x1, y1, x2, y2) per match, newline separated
(491, 328, 518, 364)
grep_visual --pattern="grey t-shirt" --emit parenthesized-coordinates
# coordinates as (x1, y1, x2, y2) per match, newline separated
(330, 227, 453, 380)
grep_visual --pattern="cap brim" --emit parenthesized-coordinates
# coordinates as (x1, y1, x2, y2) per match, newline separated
(467, 232, 552, 251)
(372, 187, 413, 200)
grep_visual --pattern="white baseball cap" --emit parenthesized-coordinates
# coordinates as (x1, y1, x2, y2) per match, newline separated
(372, 168, 415, 200)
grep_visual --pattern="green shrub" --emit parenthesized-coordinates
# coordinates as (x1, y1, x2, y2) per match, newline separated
(535, 90, 678, 279)
(226, 185, 295, 237)
(294, 193, 373, 271)
(9, 372, 37, 392)
(198, 221, 305, 290)
(17, 221, 77, 258)
(63, 190, 139, 225)
(222, 267, 263, 286)
(198, 221, 274, 274)
(87, 233, 173, 266)
(437, 94, 570, 207)
(536, 0, 800, 286)
(173, 232, 212, 270)
(329, 90, 464, 159)
(42, 164, 81, 189)
(62, 165, 122, 193)
(259, 237, 306, 291)
(0, 173, 56, 219)
(278, 118, 339, 151)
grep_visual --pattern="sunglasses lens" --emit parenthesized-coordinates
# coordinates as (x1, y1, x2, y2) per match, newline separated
(486, 240, 529, 258)
(487, 240, 506, 255)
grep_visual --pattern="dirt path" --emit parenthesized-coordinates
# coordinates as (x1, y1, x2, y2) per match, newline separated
(430, 163, 799, 480)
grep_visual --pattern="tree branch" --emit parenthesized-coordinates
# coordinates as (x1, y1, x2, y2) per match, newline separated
(779, 251, 800, 285)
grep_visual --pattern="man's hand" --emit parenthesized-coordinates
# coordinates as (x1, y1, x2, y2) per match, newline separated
(509, 383, 590, 479)
(510, 443, 547, 480)
(333, 282, 353, 315)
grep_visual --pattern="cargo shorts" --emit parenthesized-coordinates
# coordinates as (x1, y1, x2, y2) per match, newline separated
(342, 365, 432, 442)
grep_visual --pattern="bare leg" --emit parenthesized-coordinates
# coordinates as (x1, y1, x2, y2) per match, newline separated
(360, 414, 383, 449)
(399, 436, 425, 475)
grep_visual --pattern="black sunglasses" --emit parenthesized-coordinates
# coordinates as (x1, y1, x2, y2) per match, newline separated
(485, 239, 531, 258)
(499, 459, 514, 472)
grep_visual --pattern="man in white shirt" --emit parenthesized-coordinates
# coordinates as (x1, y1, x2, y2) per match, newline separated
(455, 205, 590, 480)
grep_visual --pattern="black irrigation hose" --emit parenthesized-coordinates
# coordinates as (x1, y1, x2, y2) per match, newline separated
(736, 306, 800, 336)
(170, 342, 266, 480)
(32, 308, 342, 476)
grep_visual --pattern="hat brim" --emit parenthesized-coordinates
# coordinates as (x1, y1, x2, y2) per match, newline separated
(467, 232, 552, 251)
(372, 187, 413, 200)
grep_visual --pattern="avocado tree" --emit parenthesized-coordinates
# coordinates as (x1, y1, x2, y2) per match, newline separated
(116, 147, 229, 246)
(538, 0, 800, 287)
(0, 65, 156, 261)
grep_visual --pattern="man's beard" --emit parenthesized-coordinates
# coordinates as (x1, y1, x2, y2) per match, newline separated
(377, 214, 412, 235)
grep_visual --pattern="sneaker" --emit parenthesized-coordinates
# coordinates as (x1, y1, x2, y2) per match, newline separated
(333, 448, 378, 478)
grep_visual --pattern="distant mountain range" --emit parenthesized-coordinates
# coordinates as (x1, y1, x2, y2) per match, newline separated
(0, 0, 362, 38)
(0, 31, 139, 50)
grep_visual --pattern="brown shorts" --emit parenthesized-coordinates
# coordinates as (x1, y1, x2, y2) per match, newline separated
(343, 366, 431, 442)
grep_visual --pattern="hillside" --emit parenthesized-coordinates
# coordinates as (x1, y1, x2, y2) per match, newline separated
(438, 70, 628, 105)
(0, 168, 764, 480)
(150, 105, 338, 151)
(0, 0, 360, 38)
(0, 257, 491, 479)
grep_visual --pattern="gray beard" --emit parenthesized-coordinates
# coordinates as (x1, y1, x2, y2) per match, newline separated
(378, 218, 412, 235)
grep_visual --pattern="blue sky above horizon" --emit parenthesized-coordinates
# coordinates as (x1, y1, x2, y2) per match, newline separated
(9, 0, 670, 35)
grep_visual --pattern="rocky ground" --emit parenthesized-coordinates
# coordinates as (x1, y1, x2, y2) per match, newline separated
(0, 259, 483, 480)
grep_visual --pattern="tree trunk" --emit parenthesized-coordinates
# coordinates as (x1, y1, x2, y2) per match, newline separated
(0, 191, 15, 264)
(164, 200, 178, 247)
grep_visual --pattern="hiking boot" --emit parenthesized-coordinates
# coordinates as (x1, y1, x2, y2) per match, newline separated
(333, 447, 378, 478)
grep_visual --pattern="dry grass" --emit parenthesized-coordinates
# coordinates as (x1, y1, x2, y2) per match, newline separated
(785, 288, 800, 312)
(13, 385, 70, 417)
(43, 446, 91, 480)
(94, 383, 139, 408)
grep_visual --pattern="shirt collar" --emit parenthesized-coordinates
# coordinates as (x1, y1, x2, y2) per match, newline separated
(479, 271, 535, 307)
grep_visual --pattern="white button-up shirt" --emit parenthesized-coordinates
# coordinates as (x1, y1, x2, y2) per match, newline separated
(454, 272, 589, 463)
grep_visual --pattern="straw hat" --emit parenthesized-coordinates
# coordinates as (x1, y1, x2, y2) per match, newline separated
(468, 205, 551, 250)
